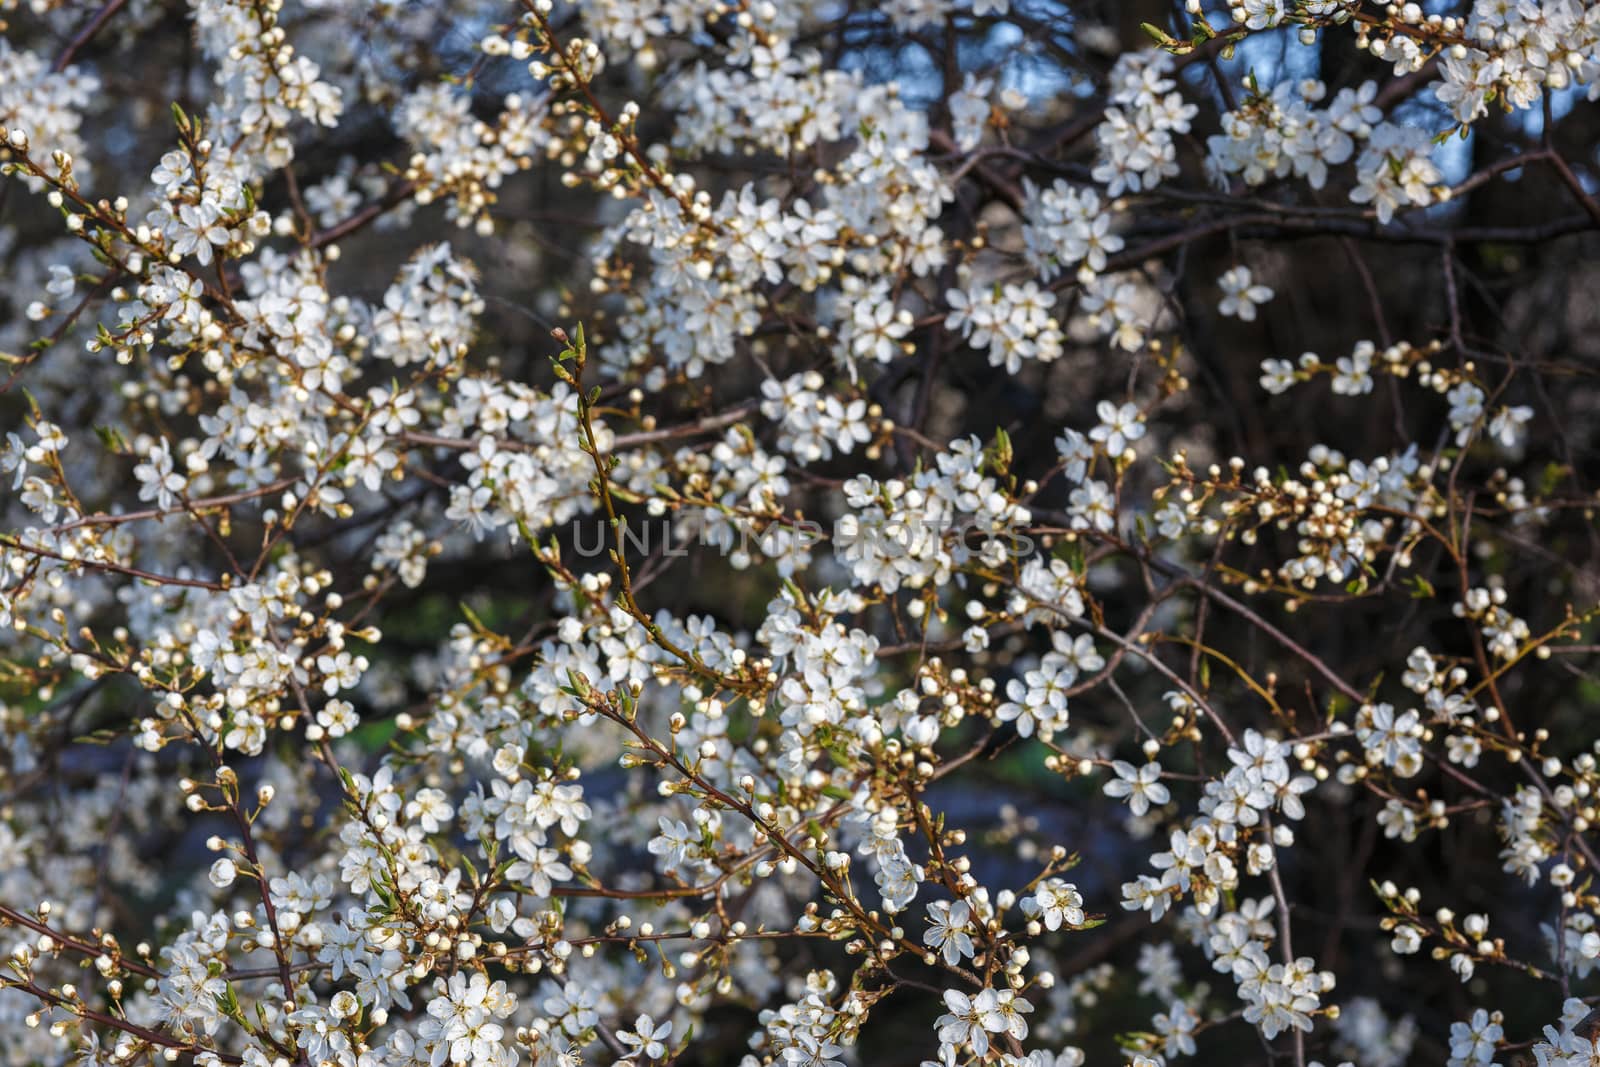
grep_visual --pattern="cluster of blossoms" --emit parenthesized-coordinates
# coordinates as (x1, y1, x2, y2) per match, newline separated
(1206, 77, 1382, 191)
(4, 2, 1600, 1067)
(1094, 50, 1197, 196)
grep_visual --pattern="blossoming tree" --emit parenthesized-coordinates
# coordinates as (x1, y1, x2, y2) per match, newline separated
(4, 1, 1600, 1065)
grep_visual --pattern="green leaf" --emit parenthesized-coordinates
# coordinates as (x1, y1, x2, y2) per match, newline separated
(990, 426, 1013, 473)
(1140, 22, 1176, 46)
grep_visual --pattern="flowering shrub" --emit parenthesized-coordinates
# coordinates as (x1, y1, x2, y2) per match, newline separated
(5, 1, 1600, 1065)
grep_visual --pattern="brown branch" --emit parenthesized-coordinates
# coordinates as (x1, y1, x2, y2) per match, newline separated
(0, 903, 159, 980)
(0, 535, 225, 590)
(45, 478, 299, 535)
(309, 181, 417, 249)
(1545, 150, 1600, 229)
(3, 975, 240, 1064)
(53, 0, 129, 72)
